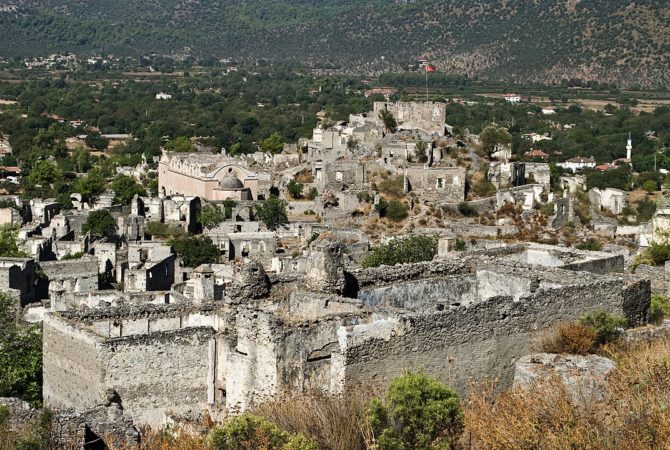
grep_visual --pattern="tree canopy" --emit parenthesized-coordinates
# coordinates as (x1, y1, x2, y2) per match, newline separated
(82, 209, 117, 239)
(169, 235, 219, 267)
(0, 292, 42, 407)
(254, 196, 288, 231)
(111, 174, 146, 205)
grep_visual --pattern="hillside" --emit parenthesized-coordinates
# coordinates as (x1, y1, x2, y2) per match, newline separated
(1, 0, 669, 88)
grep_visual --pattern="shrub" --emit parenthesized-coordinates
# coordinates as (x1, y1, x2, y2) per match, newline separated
(649, 294, 670, 325)
(362, 235, 438, 268)
(643, 180, 657, 193)
(457, 202, 477, 217)
(287, 180, 304, 199)
(472, 178, 496, 198)
(454, 239, 466, 251)
(357, 191, 373, 203)
(540, 203, 555, 216)
(378, 176, 405, 198)
(145, 221, 185, 239)
(579, 310, 627, 347)
(539, 322, 597, 355)
(465, 337, 670, 449)
(386, 200, 408, 222)
(633, 241, 670, 269)
(306, 187, 319, 201)
(374, 197, 389, 217)
(209, 414, 318, 450)
(637, 199, 657, 222)
(368, 371, 464, 450)
(575, 238, 603, 251)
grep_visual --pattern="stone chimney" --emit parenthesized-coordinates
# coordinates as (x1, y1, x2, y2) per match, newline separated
(192, 264, 215, 304)
(305, 240, 345, 294)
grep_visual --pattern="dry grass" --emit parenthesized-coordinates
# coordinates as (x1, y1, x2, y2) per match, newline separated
(253, 392, 374, 450)
(464, 337, 670, 449)
(538, 322, 597, 355)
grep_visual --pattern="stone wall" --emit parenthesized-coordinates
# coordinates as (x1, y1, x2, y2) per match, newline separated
(43, 314, 105, 410)
(342, 275, 649, 393)
(100, 327, 214, 426)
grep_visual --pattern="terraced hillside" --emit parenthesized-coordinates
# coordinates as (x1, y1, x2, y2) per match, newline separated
(0, 0, 669, 87)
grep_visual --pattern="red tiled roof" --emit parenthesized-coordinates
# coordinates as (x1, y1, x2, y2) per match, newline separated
(0, 166, 21, 174)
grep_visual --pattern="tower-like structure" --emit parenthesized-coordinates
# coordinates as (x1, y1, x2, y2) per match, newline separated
(626, 132, 633, 161)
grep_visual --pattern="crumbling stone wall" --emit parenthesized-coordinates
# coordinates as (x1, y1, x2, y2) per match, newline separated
(100, 327, 214, 426)
(43, 314, 105, 410)
(342, 276, 649, 393)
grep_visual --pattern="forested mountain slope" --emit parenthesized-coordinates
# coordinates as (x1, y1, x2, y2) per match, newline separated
(1, 0, 669, 87)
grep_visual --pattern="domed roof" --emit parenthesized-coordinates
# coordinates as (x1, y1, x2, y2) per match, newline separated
(219, 171, 244, 190)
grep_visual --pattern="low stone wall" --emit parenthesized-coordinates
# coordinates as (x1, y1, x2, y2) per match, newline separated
(350, 258, 469, 289)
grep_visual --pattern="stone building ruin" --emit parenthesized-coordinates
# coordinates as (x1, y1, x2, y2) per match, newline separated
(42, 245, 649, 431)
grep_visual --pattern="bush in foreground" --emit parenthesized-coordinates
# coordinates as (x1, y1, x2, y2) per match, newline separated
(466, 336, 670, 449)
(539, 322, 597, 355)
(209, 414, 317, 450)
(368, 371, 463, 450)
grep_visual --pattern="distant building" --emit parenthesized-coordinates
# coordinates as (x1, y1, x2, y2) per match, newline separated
(155, 92, 172, 100)
(524, 149, 549, 159)
(504, 94, 521, 103)
(541, 108, 556, 115)
(558, 157, 596, 172)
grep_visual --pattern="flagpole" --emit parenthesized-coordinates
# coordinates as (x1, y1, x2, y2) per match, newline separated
(425, 67, 428, 102)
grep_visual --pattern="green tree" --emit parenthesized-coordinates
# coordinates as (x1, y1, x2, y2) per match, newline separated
(111, 175, 145, 205)
(378, 109, 398, 134)
(75, 169, 106, 202)
(261, 132, 284, 154)
(200, 204, 226, 229)
(169, 235, 219, 267)
(287, 180, 304, 199)
(255, 196, 288, 230)
(480, 125, 512, 156)
(82, 210, 117, 239)
(0, 224, 27, 257)
(84, 132, 108, 150)
(0, 292, 42, 406)
(368, 371, 464, 450)
(363, 235, 437, 268)
(71, 146, 93, 173)
(27, 160, 61, 188)
(165, 136, 193, 153)
(209, 414, 318, 450)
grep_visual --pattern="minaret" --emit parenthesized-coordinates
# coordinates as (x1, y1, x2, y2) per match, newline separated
(626, 132, 632, 161)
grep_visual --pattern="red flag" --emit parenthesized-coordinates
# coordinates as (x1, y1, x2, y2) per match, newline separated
(425, 64, 436, 72)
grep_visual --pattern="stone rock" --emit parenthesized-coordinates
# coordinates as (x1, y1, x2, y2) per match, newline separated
(513, 353, 615, 403)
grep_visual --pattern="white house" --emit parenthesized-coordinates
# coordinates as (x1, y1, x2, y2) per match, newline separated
(155, 92, 172, 100)
(558, 156, 596, 172)
(504, 94, 521, 103)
